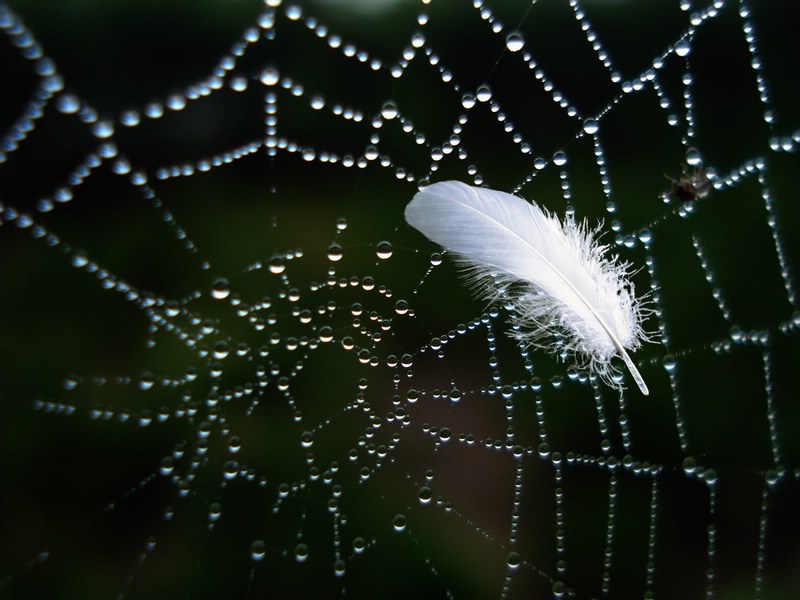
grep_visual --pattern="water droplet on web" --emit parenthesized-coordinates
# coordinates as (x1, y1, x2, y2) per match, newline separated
(164, 300, 180, 317)
(392, 514, 407, 531)
(686, 147, 702, 166)
(120, 110, 140, 126)
(295, 543, 309, 562)
(208, 502, 222, 523)
(394, 300, 408, 315)
(418, 486, 432, 504)
(380, 101, 398, 120)
(250, 540, 266, 561)
(211, 278, 231, 300)
(538, 442, 550, 458)
(333, 559, 346, 576)
(222, 459, 240, 480)
(92, 121, 114, 139)
(505, 32, 524, 52)
(703, 468, 718, 485)
(269, 257, 285, 273)
(682, 456, 697, 475)
(56, 94, 80, 114)
(461, 93, 476, 109)
(286, 5, 302, 20)
(476, 84, 492, 102)
(506, 551, 521, 569)
(310, 94, 325, 110)
(213, 341, 229, 359)
(138, 372, 155, 391)
(260, 66, 280, 86)
(765, 469, 780, 489)
(376, 241, 393, 259)
(429, 252, 442, 266)
(553, 151, 567, 166)
(159, 456, 174, 476)
(327, 243, 343, 262)
(352, 537, 366, 553)
(675, 39, 691, 57)
(583, 118, 599, 134)
(663, 354, 677, 373)
(230, 76, 248, 92)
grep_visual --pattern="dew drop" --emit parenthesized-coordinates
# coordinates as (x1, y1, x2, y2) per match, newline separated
(686, 147, 702, 166)
(583, 118, 599, 134)
(376, 241, 393, 259)
(211, 278, 231, 300)
(392, 514, 407, 531)
(260, 66, 280, 86)
(92, 120, 114, 139)
(286, 5, 303, 20)
(159, 456, 174, 476)
(553, 151, 567, 166)
(703, 468, 718, 485)
(418, 486, 432, 504)
(213, 341, 229, 360)
(295, 543, 309, 562)
(476, 84, 492, 102)
(506, 551, 521, 569)
(380, 101, 398, 120)
(327, 243, 343, 262)
(310, 95, 325, 110)
(56, 94, 80, 114)
(300, 431, 314, 448)
(269, 257, 286, 274)
(505, 32, 524, 52)
(765, 469, 780, 489)
(538, 442, 550, 458)
(230, 76, 248, 92)
(333, 559, 346, 576)
(120, 110, 141, 127)
(250, 540, 266, 561)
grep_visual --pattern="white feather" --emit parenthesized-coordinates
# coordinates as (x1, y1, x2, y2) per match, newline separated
(405, 180, 650, 395)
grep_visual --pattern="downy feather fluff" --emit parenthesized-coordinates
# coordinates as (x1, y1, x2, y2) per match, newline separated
(405, 180, 650, 395)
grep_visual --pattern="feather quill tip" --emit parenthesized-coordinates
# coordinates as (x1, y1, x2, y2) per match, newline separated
(406, 180, 652, 396)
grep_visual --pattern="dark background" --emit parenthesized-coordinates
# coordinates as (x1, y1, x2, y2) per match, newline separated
(1, 0, 799, 598)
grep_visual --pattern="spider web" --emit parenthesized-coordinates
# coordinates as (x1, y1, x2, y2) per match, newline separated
(1, 0, 798, 598)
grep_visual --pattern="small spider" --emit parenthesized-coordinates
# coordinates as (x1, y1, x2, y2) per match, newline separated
(661, 163, 712, 203)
